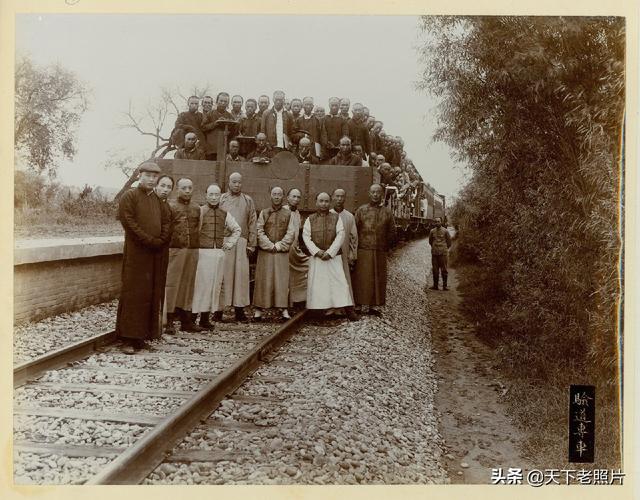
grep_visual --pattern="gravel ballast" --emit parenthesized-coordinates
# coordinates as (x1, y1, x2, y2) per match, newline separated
(146, 239, 446, 484)
(13, 300, 118, 365)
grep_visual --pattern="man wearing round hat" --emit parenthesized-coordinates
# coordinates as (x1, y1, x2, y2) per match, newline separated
(116, 162, 173, 354)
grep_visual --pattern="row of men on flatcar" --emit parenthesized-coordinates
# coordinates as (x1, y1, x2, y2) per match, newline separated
(170, 91, 416, 175)
(116, 162, 396, 354)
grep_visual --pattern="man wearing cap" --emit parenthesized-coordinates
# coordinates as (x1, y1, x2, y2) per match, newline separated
(428, 217, 452, 291)
(117, 162, 173, 354)
(164, 177, 201, 334)
(303, 192, 358, 321)
(320, 97, 348, 161)
(260, 90, 292, 152)
(253, 186, 296, 321)
(192, 184, 242, 330)
(175, 132, 205, 160)
(218, 172, 258, 322)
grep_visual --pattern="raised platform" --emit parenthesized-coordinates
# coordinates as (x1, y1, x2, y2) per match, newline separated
(14, 236, 125, 324)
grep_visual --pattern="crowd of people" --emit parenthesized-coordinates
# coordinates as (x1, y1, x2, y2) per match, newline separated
(116, 162, 397, 354)
(169, 90, 424, 199)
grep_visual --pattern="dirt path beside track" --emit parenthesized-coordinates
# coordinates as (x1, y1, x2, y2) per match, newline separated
(426, 265, 534, 483)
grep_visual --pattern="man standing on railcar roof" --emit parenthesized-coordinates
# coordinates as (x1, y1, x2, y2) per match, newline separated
(328, 137, 362, 166)
(260, 90, 293, 152)
(320, 97, 348, 161)
(170, 95, 204, 150)
(175, 132, 205, 160)
(239, 98, 260, 138)
(218, 172, 257, 322)
(230, 95, 246, 121)
(192, 184, 242, 330)
(351, 184, 396, 316)
(164, 177, 201, 334)
(296, 137, 319, 164)
(303, 192, 359, 321)
(346, 103, 372, 161)
(253, 186, 297, 322)
(116, 162, 173, 354)
(201, 92, 233, 161)
(256, 94, 270, 120)
(428, 217, 452, 291)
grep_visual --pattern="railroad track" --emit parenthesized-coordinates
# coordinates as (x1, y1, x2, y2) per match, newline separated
(13, 311, 308, 485)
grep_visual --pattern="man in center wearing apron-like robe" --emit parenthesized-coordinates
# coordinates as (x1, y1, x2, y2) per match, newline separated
(253, 186, 296, 321)
(191, 184, 241, 330)
(302, 192, 358, 321)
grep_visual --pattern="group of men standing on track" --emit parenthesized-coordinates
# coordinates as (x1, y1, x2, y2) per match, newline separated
(115, 162, 397, 354)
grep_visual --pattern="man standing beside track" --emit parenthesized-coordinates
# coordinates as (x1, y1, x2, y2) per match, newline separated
(218, 172, 257, 322)
(284, 188, 308, 309)
(352, 184, 396, 316)
(192, 184, 241, 330)
(116, 162, 173, 354)
(253, 186, 296, 322)
(303, 192, 358, 321)
(164, 178, 201, 334)
(428, 217, 452, 291)
(330, 188, 358, 303)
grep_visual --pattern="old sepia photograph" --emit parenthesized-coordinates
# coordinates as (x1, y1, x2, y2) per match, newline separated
(7, 3, 630, 494)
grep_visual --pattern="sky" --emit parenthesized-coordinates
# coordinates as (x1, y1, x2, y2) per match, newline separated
(16, 14, 468, 201)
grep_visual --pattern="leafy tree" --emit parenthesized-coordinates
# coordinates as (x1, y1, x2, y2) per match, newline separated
(14, 55, 90, 177)
(418, 16, 624, 465)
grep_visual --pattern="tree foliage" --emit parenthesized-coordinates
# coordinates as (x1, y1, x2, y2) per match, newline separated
(418, 16, 624, 374)
(15, 55, 90, 177)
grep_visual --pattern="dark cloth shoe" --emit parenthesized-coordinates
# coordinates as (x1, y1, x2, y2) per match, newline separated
(442, 277, 449, 291)
(234, 307, 248, 322)
(345, 307, 360, 322)
(181, 312, 203, 332)
(368, 308, 383, 317)
(212, 311, 223, 322)
(122, 343, 135, 355)
(199, 313, 214, 330)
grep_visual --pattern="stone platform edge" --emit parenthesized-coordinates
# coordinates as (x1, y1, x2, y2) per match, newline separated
(14, 236, 124, 266)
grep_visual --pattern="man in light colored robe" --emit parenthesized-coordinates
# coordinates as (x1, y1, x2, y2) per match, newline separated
(253, 186, 296, 321)
(284, 188, 308, 308)
(303, 193, 358, 321)
(218, 172, 257, 322)
(330, 188, 358, 302)
(192, 184, 241, 329)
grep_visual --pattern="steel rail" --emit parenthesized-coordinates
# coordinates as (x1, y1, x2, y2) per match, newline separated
(88, 310, 308, 485)
(13, 330, 117, 388)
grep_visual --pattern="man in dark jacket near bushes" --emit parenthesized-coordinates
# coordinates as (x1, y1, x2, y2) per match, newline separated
(428, 217, 452, 290)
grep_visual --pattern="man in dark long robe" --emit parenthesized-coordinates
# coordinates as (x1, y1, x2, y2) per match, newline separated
(117, 162, 172, 353)
(239, 98, 260, 137)
(352, 184, 396, 316)
(165, 177, 201, 333)
(170, 96, 204, 149)
(345, 103, 372, 161)
(320, 97, 348, 161)
(202, 92, 233, 160)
